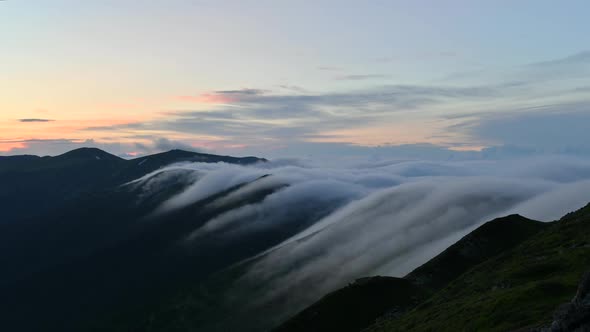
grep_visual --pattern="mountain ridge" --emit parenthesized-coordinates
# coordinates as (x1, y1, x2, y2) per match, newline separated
(273, 204, 590, 332)
(0, 147, 266, 223)
(0, 147, 266, 165)
(273, 214, 549, 332)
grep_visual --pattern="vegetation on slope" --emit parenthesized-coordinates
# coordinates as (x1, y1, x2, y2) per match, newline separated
(368, 203, 590, 331)
(273, 277, 426, 332)
(275, 215, 548, 332)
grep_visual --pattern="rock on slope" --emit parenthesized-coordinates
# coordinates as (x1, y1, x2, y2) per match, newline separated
(536, 271, 590, 332)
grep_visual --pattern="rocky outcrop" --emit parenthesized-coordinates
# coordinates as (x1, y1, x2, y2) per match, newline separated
(536, 272, 590, 332)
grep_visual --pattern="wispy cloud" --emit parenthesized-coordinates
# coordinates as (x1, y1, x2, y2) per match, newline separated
(18, 118, 54, 123)
(9, 51, 590, 158)
(317, 66, 344, 72)
(335, 74, 391, 81)
(214, 88, 266, 95)
(375, 51, 458, 63)
(177, 88, 267, 104)
(127, 84, 500, 150)
(277, 85, 308, 93)
(528, 50, 590, 67)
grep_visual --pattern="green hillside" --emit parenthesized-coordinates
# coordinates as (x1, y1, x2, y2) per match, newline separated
(275, 215, 549, 332)
(368, 203, 590, 331)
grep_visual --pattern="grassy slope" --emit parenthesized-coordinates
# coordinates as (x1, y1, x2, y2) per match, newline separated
(273, 215, 548, 332)
(369, 203, 590, 331)
(406, 215, 549, 290)
(273, 277, 427, 332)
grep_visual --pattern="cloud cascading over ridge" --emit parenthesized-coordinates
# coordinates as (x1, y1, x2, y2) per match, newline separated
(126, 154, 590, 324)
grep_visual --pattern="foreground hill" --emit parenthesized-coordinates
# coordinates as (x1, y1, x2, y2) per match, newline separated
(274, 205, 590, 332)
(100, 215, 555, 332)
(371, 203, 590, 331)
(274, 215, 548, 332)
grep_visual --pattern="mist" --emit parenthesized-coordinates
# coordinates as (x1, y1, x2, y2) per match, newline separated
(129, 155, 590, 319)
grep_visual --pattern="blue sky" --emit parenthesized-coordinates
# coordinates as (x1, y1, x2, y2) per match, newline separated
(1, 1, 589, 158)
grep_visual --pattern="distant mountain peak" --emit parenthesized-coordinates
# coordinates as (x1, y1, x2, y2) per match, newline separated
(57, 147, 123, 161)
(131, 149, 266, 165)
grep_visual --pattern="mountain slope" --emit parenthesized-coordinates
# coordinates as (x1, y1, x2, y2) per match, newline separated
(0, 148, 265, 224)
(274, 215, 548, 332)
(405, 214, 549, 290)
(106, 214, 549, 332)
(0, 148, 268, 332)
(273, 277, 426, 332)
(368, 203, 590, 331)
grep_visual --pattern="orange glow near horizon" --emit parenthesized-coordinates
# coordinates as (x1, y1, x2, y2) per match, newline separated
(0, 142, 27, 152)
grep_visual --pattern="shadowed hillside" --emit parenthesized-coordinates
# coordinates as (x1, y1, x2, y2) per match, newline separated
(283, 203, 590, 332)
(274, 215, 549, 332)
(368, 203, 590, 331)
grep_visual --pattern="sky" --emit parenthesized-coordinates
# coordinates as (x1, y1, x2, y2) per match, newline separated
(1, 0, 590, 158)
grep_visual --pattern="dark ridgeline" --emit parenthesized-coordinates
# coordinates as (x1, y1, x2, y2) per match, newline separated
(0, 147, 266, 223)
(0, 148, 268, 332)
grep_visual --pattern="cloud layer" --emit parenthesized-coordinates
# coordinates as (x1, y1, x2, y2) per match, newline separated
(128, 154, 590, 326)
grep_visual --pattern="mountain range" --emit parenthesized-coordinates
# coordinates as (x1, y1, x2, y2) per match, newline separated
(1, 148, 588, 332)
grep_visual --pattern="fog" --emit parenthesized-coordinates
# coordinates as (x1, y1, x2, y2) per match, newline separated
(130, 155, 590, 316)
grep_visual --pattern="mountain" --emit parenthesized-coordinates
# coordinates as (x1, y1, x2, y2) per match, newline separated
(274, 205, 590, 332)
(0, 148, 268, 332)
(273, 277, 426, 332)
(404, 214, 549, 290)
(2, 147, 589, 332)
(132, 149, 265, 167)
(0, 148, 265, 224)
(96, 214, 562, 332)
(273, 215, 548, 332)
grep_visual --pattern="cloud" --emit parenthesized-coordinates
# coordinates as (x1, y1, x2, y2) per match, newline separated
(177, 88, 266, 104)
(464, 103, 590, 153)
(80, 83, 590, 159)
(177, 93, 237, 104)
(136, 137, 199, 154)
(214, 88, 266, 95)
(10, 52, 589, 159)
(505, 180, 590, 221)
(528, 50, 590, 67)
(18, 118, 54, 122)
(317, 66, 344, 71)
(124, 84, 501, 148)
(126, 154, 590, 328)
(241, 176, 547, 308)
(445, 50, 590, 89)
(277, 85, 308, 93)
(143, 52, 590, 157)
(335, 74, 391, 80)
(375, 51, 457, 63)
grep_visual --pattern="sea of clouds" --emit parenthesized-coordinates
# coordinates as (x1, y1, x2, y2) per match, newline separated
(130, 155, 590, 321)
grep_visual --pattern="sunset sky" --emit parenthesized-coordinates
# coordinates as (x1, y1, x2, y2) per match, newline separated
(2, 1, 590, 158)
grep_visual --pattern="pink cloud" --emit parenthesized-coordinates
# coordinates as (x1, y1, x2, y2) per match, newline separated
(177, 89, 265, 104)
(0, 141, 27, 152)
(177, 93, 238, 104)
